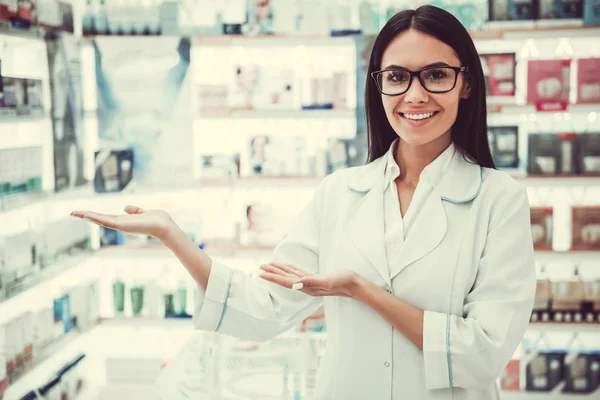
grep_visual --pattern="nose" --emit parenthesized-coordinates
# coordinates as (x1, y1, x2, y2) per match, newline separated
(404, 76, 429, 104)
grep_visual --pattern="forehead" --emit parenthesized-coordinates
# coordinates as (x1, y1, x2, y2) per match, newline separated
(381, 29, 461, 69)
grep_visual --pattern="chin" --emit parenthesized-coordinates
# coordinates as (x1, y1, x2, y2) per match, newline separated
(392, 126, 446, 147)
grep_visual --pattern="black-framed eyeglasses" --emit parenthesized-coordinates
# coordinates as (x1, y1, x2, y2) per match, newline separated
(371, 66, 467, 96)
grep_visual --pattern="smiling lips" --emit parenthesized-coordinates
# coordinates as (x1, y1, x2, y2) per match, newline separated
(399, 111, 440, 120)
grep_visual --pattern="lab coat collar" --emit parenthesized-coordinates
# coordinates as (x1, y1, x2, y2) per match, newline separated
(348, 144, 483, 204)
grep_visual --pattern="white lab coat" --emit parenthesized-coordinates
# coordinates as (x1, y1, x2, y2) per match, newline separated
(194, 148, 537, 400)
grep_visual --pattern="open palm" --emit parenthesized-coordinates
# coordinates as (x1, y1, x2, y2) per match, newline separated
(71, 205, 174, 239)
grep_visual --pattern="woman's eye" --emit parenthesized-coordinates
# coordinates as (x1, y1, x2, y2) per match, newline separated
(425, 69, 449, 80)
(386, 72, 408, 83)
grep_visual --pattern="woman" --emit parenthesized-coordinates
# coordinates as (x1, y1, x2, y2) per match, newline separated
(72, 5, 536, 399)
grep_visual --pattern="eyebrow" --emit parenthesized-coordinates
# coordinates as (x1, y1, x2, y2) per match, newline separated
(382, 62, 451, 70)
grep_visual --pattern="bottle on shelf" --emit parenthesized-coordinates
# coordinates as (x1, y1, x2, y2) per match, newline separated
(94, 0, 110, 35)
(532, 263, 553, 322)
(551, 265, 585, 323)
(82, 0, 94, 35)
(130, 275, 145, 317)
(112, 273, 126, 317)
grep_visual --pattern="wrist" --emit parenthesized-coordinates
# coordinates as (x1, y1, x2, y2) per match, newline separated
(348, 274, 371, 300)
(157, 220, 180, 245)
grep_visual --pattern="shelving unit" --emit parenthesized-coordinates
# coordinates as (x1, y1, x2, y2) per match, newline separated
(527, 322, 600, 333)
(501, 391, 600, 399)
(2, 9, 600, 398)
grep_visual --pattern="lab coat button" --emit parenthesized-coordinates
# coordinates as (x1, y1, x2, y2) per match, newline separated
(384, 361, 390, 367)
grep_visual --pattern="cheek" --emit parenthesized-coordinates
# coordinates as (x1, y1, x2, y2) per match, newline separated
(381, 96, 398, 117)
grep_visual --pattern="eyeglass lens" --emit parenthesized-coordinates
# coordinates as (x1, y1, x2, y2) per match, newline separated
(377, 67, 458, 95)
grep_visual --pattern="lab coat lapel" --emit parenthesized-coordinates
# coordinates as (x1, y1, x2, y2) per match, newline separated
(347, 169, 391, 287)
(389, 150, 483, 280)
(389, 191, 447, 280)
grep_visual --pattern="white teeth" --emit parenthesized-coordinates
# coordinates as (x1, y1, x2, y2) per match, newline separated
(402, 112, 435, 120)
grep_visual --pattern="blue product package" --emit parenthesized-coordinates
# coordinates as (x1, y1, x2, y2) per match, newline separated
(554, 0, 584, 18)
(509, 0, 537, 19)
(53, 296, 64, 322)
(62, 293, 73, 333)
(584, 0, 600, 24)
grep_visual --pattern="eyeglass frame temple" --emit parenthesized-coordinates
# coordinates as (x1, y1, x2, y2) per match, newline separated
(370, 66, 467, 96)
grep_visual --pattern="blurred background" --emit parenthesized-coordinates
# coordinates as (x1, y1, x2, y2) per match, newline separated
(0, 0, 599, 399)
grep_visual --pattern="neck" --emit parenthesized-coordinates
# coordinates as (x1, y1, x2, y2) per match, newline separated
(394, 132, 452, 186)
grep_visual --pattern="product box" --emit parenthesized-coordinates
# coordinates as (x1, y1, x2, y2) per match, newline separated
(480, 53, 516, 97)
(200, 153, 240, 178)
(0, 0, 18, 21)
(196, 84, 229, 114)
(489, 0, 510, 20)
(500, 358, 521, 390)
(93, 149, 134, 193)
(326, 138, 355, 175)
(532, 266, 553, 322)
(576, 58, 600, 104)
(489, 126, 519, 168)
(509, 0, 538, 19)
(240, 202, 297, 247)
(563, 352, 600, 393)
(525, 351, 566, 391)
(527, 60, 571, 111)
(583, 277, 600, 322)
(551, 269, 585, 322)
(539, 0, 584, 18)
(572, 206, 600, 251)
(242, 135, 314, 177)
(528, 133, 579, 175)
(578, 133, 600, 175)
(584, 0, 600, 24)
(530, 207, 553, 250)
(37, 0, 74, 32)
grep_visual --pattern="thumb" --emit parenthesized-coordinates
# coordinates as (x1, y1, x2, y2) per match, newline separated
(124, 205, 144, 215)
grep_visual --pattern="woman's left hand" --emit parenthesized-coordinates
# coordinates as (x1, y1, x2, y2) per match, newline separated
(259, 262, 359, 298)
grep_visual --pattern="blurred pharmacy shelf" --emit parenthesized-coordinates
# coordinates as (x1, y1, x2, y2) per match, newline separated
(4, 319, 195, 400)
(534, 251, 600, 263)
(4, 330, 83, 400)
(0, 253, 98, 324)
(527, 322, 600, 333)
(198, 108, 356, 120)
(501, 391, 600, 399)
(200, 176, 324, 188)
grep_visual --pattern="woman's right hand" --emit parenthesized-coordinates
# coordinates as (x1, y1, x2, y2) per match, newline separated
(71, 205, 175, 240)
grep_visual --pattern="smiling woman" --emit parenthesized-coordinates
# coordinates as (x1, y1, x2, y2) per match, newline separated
(71, 5, 536, 400)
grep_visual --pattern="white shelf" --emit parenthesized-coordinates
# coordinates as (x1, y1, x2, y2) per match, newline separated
(198, 108, 355, 120)
(527, 322, 600, 334)
(0, 118, 48, 150)
(200, 176, 323, 188)
(195, 35, 357, 47)
(4, 330, 86, 400)
(534, 251, 600, 263)
(516, 176, 600, 188)
(501, 390, 600, 399)
(0, 253, 97, 324)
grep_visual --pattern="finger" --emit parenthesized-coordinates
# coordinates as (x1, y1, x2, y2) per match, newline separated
(258, 272, 296, 289)
(76, 212, 119, 229)
(296, 275, 328, 289)
(269, 262, 310, 277)
(124, 205, 144, 215)
(259, 264, 297, 278)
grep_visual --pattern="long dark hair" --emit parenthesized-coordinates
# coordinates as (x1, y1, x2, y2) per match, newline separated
(365, 5, 494, 168)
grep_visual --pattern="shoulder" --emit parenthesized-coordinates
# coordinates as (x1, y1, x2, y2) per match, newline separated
(479, 167, 530, 220)
(480, 167, 526, 197)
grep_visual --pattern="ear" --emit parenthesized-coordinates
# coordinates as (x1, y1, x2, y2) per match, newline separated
(461, 73, 472, 100)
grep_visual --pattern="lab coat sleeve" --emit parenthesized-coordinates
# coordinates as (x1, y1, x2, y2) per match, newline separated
(422, 184, 536, 390)
(192, 176, 330, 342)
